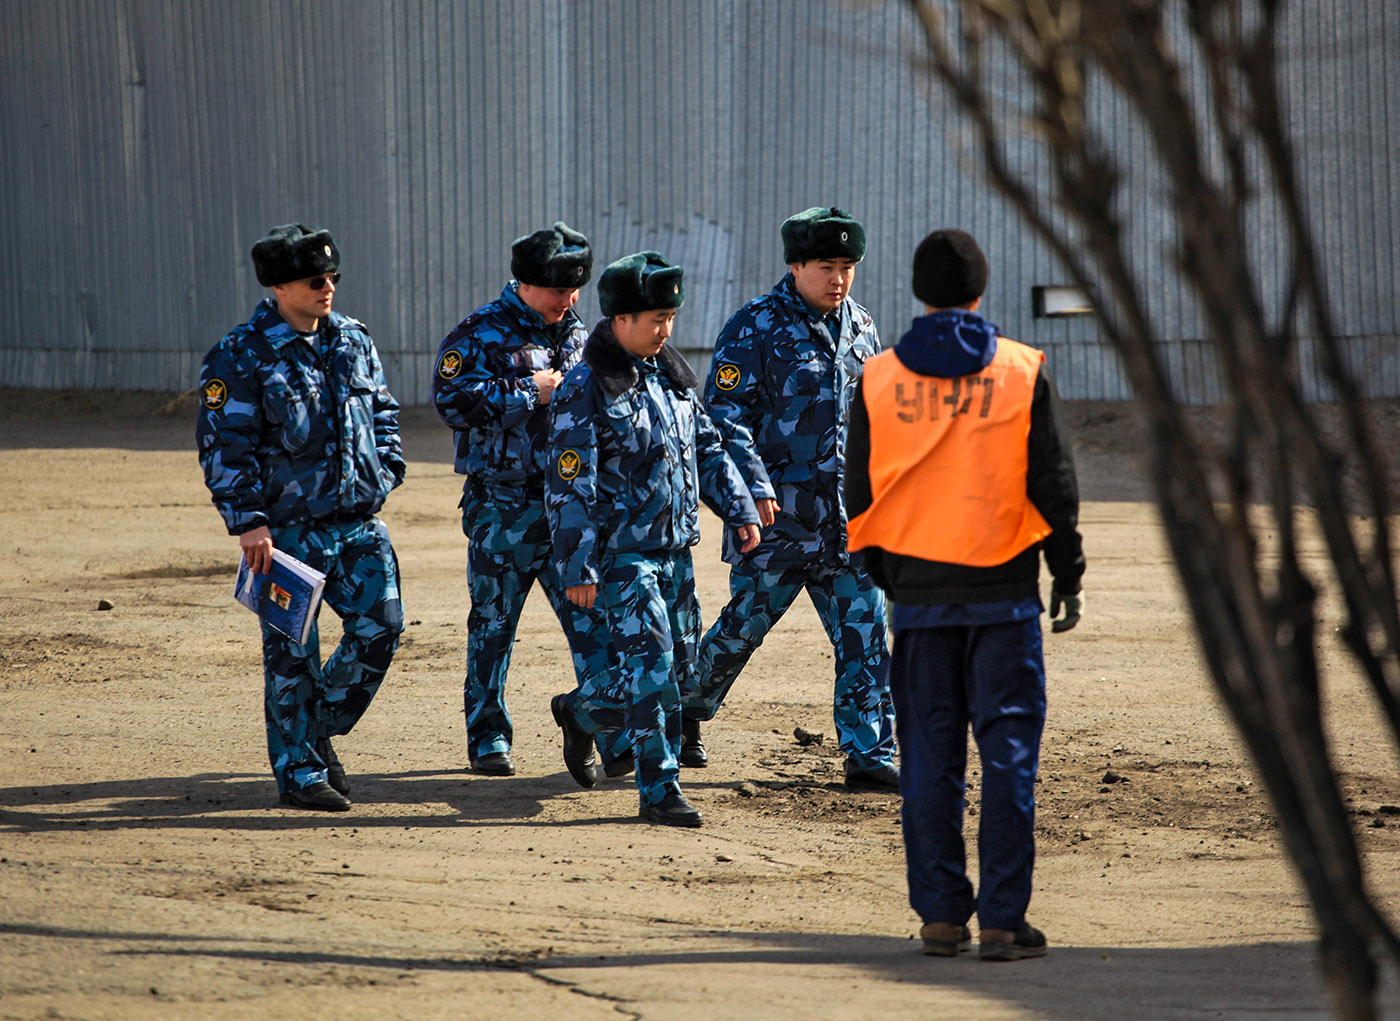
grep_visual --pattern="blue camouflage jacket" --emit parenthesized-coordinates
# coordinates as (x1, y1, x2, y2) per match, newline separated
(704, 273, 881, 568)
(547, 321, 759, 588)
(432, 282, 588, 492)
(196, 299, 404, 534)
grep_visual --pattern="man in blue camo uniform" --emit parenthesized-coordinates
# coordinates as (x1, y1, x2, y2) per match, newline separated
(690, 207, 899, 792)
(432, 222, 625, 777)
(197, 224, 404, 812)
(546, 252, 762, 827)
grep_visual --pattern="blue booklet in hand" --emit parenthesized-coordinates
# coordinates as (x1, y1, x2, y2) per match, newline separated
(234, 548, 327, 645)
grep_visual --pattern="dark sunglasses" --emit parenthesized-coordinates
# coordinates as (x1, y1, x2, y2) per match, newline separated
(308, 273, 342, 291)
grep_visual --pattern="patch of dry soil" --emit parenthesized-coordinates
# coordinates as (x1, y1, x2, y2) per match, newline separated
(1, 388, 1398, 1019)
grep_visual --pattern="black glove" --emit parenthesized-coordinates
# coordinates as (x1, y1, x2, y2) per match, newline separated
(1049, 586, 1082, 633)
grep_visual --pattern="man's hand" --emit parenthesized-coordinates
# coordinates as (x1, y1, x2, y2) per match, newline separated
(567, 583, 598, 609)
(533, 369, 564, 404)
(1049, 586, 1083, 633)
(239, 525, 275, 575)
(754, 498, 780, 528)
(735, 524, 762, 553)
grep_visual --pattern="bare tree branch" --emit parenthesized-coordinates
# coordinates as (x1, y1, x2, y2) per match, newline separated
(905, 1, 1400, 1014)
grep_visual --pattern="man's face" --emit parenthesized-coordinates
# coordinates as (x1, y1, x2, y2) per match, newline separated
(612, 309, 677, 359)
(790, 258, 858, 315)
(518, 283, 581, 324)
(271, 272, 338, 325)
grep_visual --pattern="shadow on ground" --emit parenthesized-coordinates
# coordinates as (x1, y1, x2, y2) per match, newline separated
(0, 770, 654, 832)
(0, 917, 1361, 1020)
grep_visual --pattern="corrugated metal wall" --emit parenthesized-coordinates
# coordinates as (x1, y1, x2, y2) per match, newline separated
(1, 0, 1396, 405)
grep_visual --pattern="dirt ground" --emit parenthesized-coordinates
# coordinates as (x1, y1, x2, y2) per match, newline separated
(3, 386, 1400, 1019)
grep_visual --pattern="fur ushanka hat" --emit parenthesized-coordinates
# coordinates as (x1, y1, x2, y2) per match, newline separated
(251, 224, 340, 287)
(780, 206, 866, 264)
(597, 251, 685, 317)
(511, 221, 594, 288)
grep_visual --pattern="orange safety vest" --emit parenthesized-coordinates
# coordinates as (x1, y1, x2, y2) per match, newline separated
(847, 338, 1051, 567)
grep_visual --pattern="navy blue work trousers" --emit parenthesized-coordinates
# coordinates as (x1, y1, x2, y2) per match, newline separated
(890, 618, 1046, 930)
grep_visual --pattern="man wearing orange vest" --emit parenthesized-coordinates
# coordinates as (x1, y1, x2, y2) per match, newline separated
(846, 229, 1084, 962)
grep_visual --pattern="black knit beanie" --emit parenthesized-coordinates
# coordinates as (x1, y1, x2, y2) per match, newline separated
(912, 229, 988, 308)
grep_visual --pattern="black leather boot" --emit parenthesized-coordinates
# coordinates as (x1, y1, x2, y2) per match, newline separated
(679, 717, 708, 768)
(279, 781, 351, 811)
(551, 694, 597, 788)
(639, 788, 702, 827)
(315, 737, 349, 795)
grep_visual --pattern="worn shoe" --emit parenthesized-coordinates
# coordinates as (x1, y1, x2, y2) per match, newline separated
(679, 717, 708, 768)
(639, 789, 702, 828)
(315, 737, 349, 795)
(844, 759, 900, 792)
(603, 751, 636, 778)
(551, 694, 597, 788)
(279, 781, 351, 812)
(920, 922, 973, 957)
(470, 751, 516, 776)
(979, 923, 1048, 961)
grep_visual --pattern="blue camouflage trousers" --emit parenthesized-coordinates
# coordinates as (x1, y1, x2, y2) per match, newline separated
(691, 561, 896, 769)
(891, 619, 1046, 930)
(461, 480, 624, 762)
(263, 517, 402, 793)
(563, 550, 699, 807)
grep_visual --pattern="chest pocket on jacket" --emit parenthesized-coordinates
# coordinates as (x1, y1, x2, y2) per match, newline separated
(263, 382, 314, 455)
(842, 342, 873, 382)
(347, 360, 378, 407)
(788, 354, 828, 398)
(603, 394, 638, 425)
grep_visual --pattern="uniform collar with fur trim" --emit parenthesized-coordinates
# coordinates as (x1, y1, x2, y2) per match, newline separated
(583, 318, 698, 399)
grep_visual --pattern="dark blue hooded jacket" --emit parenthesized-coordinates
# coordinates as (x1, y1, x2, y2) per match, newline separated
(845, 310, 1084, 604)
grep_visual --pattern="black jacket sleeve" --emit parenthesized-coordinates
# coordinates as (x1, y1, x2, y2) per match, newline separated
(843, 377, 888, 590)
(1027, 364, 1085, 594)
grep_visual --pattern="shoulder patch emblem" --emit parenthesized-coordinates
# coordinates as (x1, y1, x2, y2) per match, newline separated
(556, 449, 582, 481)
(202, 379, 227, 410)
(714, 363, 741, 391)
(437, 351, 463, 379)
